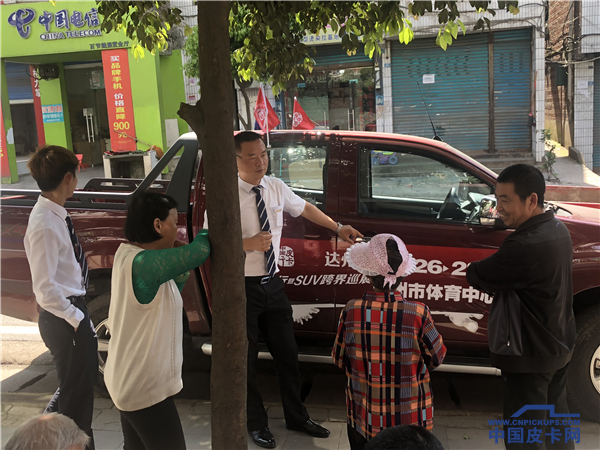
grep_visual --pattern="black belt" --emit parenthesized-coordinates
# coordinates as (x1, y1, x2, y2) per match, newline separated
(245, 275, 276, 285)
(67, 295, 84, 303)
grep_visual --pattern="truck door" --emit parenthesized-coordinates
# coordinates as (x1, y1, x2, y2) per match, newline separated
(335, 137, 513, 348)
(267, 133, 342, 337)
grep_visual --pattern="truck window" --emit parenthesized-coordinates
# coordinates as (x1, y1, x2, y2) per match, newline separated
(358, 148, 493, 223)
(267, 146, 328, 210)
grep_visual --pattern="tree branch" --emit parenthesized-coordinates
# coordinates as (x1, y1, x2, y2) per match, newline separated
(177, 102, 205, 142)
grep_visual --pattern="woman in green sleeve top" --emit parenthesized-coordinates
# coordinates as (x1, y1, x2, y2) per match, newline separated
(104, 192, 210, 450)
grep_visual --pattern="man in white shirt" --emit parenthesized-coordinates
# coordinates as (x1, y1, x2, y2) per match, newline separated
(235, 132, 362, 448)
(24, 146, 98, 450)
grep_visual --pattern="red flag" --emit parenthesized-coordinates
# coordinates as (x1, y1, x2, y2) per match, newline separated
(292, 98, 315, 130)
(254, 85, 280, 132)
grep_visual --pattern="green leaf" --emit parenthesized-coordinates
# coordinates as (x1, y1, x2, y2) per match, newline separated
(451, 21, 458, 39)
(457, 19, 466, 35)
(184, 25, 193, 37)
(444, 29, 453, 46)
(508, 5, 519, 14)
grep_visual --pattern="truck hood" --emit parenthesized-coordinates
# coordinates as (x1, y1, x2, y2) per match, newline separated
(553, 202, 600, 225)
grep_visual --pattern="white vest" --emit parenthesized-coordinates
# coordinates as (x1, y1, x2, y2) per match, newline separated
(104, 243, 183, 411)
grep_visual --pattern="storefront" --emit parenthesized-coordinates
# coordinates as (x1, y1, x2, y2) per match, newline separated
(390, 29, 532, 155)
(1, 0, 189, 183)
(283, 34, 377, 131)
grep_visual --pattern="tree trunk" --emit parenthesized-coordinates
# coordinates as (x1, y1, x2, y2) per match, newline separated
(236, 78, 253, 131)
(180, 2, 248, 448)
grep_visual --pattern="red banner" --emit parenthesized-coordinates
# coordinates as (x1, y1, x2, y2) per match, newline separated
(102, 49, 136, 152)
(29, 66, 45, 148)
(254, 84, 280, 132)
(0, 106, 12, 178)
(292, 98, 315, 130)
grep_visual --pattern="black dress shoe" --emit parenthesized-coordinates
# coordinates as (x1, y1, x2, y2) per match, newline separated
(287, 418, 330, 438)
(249, 427, 277, 448)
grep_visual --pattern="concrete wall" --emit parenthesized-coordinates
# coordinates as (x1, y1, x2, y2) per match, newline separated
(39, 63, 72, 150)
(574, 63, 595, 170)
(581, 1, 600, 53)
(544, 1, 573, 148)
(573, 1, 600, 171)
(129, 55, 166, 151)
(160, 49, 189, 141)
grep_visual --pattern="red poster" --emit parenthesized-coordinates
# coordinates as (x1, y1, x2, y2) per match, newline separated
(0, 106, 11, 178)
(29, 66, 46, 148)
(102, 49, 136, 152)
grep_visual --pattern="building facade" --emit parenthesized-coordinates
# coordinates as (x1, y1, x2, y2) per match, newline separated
(232, 1, 546, 168)
(0, 0, 189, 183)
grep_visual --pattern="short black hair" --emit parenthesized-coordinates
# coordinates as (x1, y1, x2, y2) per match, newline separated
(370, 238, 404, 291)
(124, 192, 178, 244)
(234, 131, 264, 152)
(27, 145, 78, 192)
(364, 425, 445, 450)
(497, 164, 545, 206)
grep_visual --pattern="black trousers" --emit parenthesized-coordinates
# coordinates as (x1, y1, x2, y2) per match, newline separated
(246, 275, 309, 431)
(347, 424, 368, 450)
(119, 396, 186, 450)
(503, 363, 576, 450)
(38, 298, 98, 450)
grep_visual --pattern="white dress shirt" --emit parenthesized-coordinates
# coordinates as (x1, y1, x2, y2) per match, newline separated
(238, 176, 306, 276)
(204, 175, 306, 277)
(24, 196, 86, 328)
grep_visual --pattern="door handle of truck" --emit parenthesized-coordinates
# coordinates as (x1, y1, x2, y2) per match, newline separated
(304, 234, 320, 239)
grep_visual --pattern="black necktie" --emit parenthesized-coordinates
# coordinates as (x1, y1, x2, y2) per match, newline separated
(251, 186, 276, 277)
(65, 216, 89, 290)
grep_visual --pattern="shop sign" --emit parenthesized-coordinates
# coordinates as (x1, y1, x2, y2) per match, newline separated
(0, 107, 11, 178)
(102, 49, 136, 152)
(6, 6, 101, 41)
(29, 66, 46, 147)
(303, 25, 342, 45)
(87, 41, 130, 51)
(42, 104, 64, 123)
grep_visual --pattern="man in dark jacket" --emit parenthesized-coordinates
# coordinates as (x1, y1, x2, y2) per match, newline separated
(467, 164, 576, 450)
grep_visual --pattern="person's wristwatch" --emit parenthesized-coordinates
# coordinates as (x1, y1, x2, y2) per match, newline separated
(335, 222, 344, 234)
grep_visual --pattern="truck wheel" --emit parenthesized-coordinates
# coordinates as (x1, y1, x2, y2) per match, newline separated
(567, 305, 600, 422)
(389, 155, 398, 165)
(87, 292, 111, 397)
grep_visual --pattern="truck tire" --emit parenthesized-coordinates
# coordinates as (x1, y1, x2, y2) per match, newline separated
(87, 292, 111, 397)
(567, 305, 600, 422)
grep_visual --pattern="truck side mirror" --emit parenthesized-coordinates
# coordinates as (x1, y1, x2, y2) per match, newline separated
(480, 195, 500, 226)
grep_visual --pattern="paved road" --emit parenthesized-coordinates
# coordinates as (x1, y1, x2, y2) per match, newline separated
(2, 315, 599, 449)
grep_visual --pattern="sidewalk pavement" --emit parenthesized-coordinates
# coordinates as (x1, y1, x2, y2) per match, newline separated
(542, 145, 600, 188)
(2, 391, 599, 449)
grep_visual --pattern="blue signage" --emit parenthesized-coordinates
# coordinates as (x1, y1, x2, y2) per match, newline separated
(42, 104, 64, 123)
(7, 7, 101, 40)
(488, 406, 581, 445)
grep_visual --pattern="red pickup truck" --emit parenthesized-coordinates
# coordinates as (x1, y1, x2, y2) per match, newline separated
(2, 131, 599, 420)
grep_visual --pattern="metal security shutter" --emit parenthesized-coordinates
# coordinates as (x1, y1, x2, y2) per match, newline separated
(5, 62, 33, 102)
(493, 29, 532, 152)
(391, 34, 490, 153)
(313, 44, 371, 68)
(594, 60, 600, 170)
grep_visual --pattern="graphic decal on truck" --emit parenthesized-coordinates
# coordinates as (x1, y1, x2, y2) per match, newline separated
(290, 303, 484, 333)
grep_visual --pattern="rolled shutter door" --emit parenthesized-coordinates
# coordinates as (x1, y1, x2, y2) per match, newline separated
(391, 34, 490, 153)
(493, 29, 532, 152)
